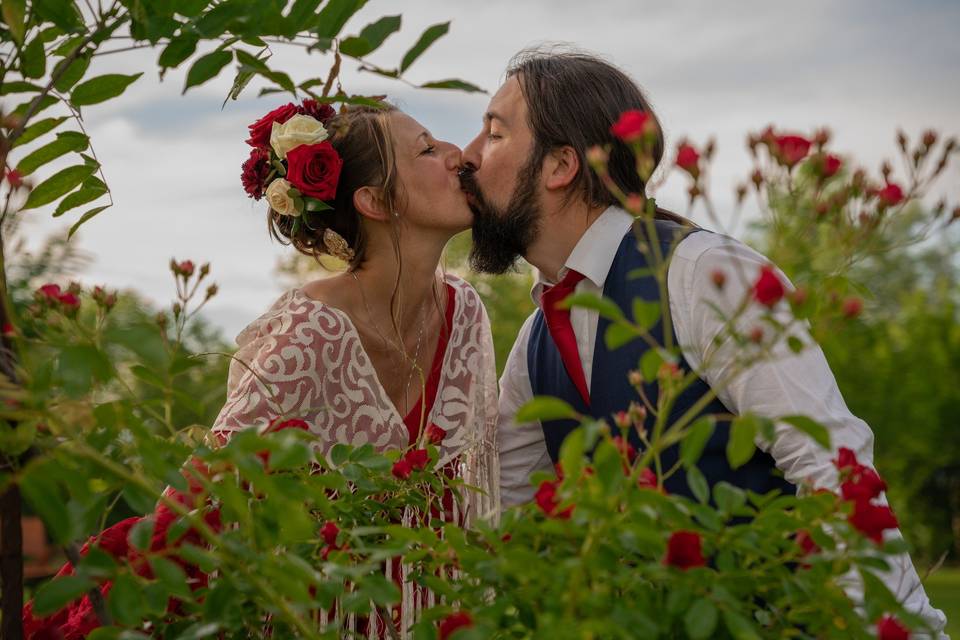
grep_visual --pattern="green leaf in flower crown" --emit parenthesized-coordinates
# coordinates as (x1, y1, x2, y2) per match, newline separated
(183, 51, 232, 94)
(727, 414, 759, 470)
(516, 396, 579, 423)
(71, 73, 143, 106)
(32, 575, 95, 616)
(22, 163, 98, 210)
(401, 22, 449, 73)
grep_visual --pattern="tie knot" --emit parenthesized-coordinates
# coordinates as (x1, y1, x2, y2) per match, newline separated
(553, 268, 585, 292)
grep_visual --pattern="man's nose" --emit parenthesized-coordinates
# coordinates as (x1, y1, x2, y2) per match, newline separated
(461, 134, 483, 171)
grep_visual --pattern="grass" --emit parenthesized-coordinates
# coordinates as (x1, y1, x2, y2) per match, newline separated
(925, 567, 960, 638)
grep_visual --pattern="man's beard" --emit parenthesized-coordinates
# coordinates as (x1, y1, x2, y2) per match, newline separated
(461, 155, 542, 275)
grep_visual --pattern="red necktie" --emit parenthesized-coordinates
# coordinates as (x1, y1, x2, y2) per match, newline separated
(541, 269, 590, 406)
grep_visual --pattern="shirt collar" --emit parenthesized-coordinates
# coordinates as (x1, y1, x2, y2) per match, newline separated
(530, 205, 635, 305)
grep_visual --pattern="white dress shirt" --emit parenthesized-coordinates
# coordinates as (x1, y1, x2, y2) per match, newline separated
(498, 205, 948, 637)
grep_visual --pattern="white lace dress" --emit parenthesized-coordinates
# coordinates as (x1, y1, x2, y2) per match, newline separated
(211, 272, 500, 637)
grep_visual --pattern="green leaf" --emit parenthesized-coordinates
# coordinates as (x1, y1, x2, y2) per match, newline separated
(72, 73, 142, 106)
(11, 116, 67, 148)
(722, 609, 761, 640)
(68, 205, 111, 239)
(52, 54, 91, 92)
(23, 163, 98, 210)
(128, 517, 155, 551)
(640, 347, 666, 381)
(314, 0, 368, 39)
(32, 575, 94, 616)
(19, 463, 71, 543)
(516, 396, 578, 423)
(16, 131, 89, 176)
(684, 598, 719, 639)
(158, 34, 198, 69)
(285, 0, 323, 26)
(57, 344, 113, 396)
(149, 556, 192, 600)
(401, 22, 449, 73)
(787, 335, 804, 354)
(686, 466, 709, 504)
(183, 50, 232, 94)
(681, 416, 716, 469)
(108, 573, 145, 627)
(194, 3, 243, 37)
(11, 94, 58, 118)
(1, 80, 41, 94)
(604, 322, 638, 350)
(561, 291, 624, 321)
(727, 415, 758, 470)
(53, 186, 106, 217)
(339, 15, 401, 58)
(359, 574, 400, 606)
(632, 298, 661, 330)
(21, 36, 46, 79)
(32, 0, 82, 31)
(713, 481, 747, 514)
(420, 79, 486, 93)
(2, 0, 26, 43)
(780, 415, 830, 449)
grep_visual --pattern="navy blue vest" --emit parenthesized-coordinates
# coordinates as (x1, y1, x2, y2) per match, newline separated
(527, 219, 794, 499)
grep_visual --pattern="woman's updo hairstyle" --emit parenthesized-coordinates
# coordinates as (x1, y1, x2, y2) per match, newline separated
(268, 104, 400, 268)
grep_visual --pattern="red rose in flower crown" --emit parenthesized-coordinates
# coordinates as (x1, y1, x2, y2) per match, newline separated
(286, 141, 342, 201)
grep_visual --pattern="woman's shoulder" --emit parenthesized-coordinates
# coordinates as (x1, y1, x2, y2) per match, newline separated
(234, 288, 352, 349)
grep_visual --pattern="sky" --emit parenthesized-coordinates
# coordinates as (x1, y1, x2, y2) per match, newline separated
(15, 0, 960, 339)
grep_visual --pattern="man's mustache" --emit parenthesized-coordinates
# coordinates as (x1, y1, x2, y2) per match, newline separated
(458, 166, 481, 199)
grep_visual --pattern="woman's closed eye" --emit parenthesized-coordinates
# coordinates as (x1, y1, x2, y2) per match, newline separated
(419, 145, 436, 156)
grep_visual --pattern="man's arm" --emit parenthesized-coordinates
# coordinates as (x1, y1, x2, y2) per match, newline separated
(668, 231, 948, 637)
(498, 312, 554, 507)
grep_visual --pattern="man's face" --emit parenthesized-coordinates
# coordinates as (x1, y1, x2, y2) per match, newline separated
(461, 75, 543, 274)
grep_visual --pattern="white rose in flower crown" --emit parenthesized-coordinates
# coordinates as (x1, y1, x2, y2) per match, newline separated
(269, 114, 328, 159)
(265, 178, 298, 217)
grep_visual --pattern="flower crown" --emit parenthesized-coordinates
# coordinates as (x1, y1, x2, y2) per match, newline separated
(241, 99, 354, 262)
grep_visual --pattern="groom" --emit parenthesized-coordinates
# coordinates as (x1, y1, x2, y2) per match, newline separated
(459, 47, 947, 635)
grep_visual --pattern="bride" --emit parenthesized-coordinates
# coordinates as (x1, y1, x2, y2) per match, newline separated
(23, 100, 499, 639)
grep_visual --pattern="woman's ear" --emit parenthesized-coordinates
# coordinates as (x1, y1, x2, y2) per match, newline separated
(543, 145, 580, 191)
(353, 186, 391, 222)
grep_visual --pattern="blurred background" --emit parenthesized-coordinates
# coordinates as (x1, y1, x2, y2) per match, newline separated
(10, 0, 959, 629)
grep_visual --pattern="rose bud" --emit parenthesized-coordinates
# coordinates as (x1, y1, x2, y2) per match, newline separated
(199, 262, 211, 277)
(5, 169, 23, 189)
(813, 128, 831, 146)
(320, 521, 339, 546)
(205, 284, 219, 299)
(625, 193, 645, 214)
(735, 183, 747, 204)
(613, 411, 631, 430)
(675, 143, 700, 177)
(922, 130, 937, 148)
(609, 109, 653, 143)
(751, 168, 764, 190)
(749, 326, 764, 343)
(155, 312, 169, 328)
(586, 145, 609, 167)
(664, 530, 706, 570)
(815, 202, 829, 218)
(711, 269, 726, 290)
(172, 302, 182, 317)
(822, 154, 842, 179)
(896, 130, 908, 153)
(425, 423, 447, 446)
(628, 401, 647, 427)
(628, 370, 643, 387)
(842, 296, 863, 319)
(753, 265, 785, 307)
(876, 182, 904, 207)
(178, 260, 195, 277)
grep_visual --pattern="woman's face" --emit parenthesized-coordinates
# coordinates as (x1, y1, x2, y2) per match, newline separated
(390, 112, 472, 235)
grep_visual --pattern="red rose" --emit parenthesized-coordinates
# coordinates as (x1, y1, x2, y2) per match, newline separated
(842, 296, 863, 319)
(774, 135, 812, 167)
(822, 154, 842, 178)
(58, 292, 81, 310)
(1, 322, 13, 336)
(795, 529, 819, 556)
(6, 168, 23, 188)
(877, 182, 904, 207)
(267, 417, 310, 433)
(241, 147, 272, 200)
(404, 448, 430, 471)
(841, 467, 887, 504)
(675, 143, 700, 175)
(638, 467, 658, 490)
(664, 530, 706, 570)
(835, 447, 859, 471)
(438, 611, 474, 640)
(849, 500, 898, 544)
(876, 614, 910, 640)
(612, 435, 637, 467)
(246, 103, 299, 149)
(753, 265, 785, 307)
(610, 109, 652, 143)
(425, 424, 447, 445)
(38, 283, 62, 300)
(297, 99, 336, 123)
(285, 141, 343, 201)
(320, 521, 339, 546)
(392, 459, 412, 480)
(534, 479, 573, 519)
